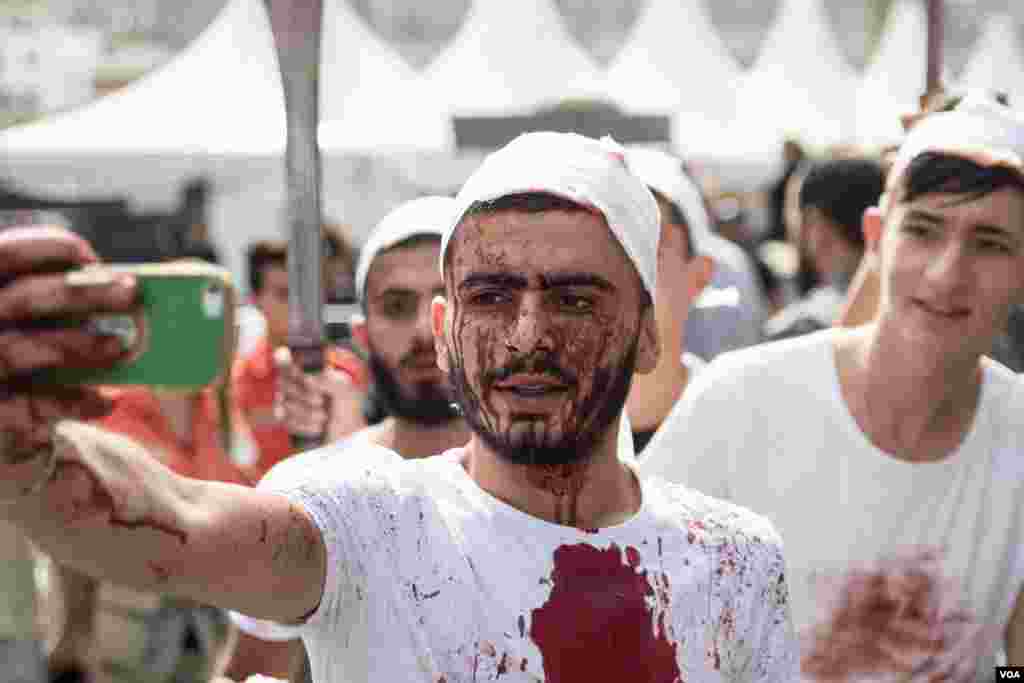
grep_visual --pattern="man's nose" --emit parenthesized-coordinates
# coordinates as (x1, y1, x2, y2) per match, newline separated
(924, 240, 971, 294)
(505, 294, 555, 354)
(413, 300, 436, 347)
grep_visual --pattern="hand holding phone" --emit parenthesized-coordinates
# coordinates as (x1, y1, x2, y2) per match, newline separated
(35, 261, 237, 391)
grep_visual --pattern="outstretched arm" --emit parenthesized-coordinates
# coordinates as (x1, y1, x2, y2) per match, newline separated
(2, 420, 326, 624)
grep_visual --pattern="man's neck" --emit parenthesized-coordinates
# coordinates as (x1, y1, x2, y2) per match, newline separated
(834, 324, 983, 462)
(461, 426, 640, 529)
(368, 417, 471, 460)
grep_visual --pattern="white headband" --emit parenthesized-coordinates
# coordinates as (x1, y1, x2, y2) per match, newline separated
(886, 92, 1024, 209)
(624, 147, 710, 253)
(440, 131, 660, 298)
(356, 196, 457, 302)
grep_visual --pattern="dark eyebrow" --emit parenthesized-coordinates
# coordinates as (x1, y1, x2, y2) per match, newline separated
(371, 287, 419, 303)
(458, 272, 529, 292)
(904, 209, 944, 225)
(539, 272, 616, 292)
(974, 223, 1019, 242)
(457, 271, 615, 294)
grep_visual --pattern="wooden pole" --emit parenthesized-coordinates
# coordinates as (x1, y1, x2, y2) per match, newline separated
(922, 0, 945, 108)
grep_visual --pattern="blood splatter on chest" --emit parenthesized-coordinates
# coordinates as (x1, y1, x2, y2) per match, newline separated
(529, 543, 681, 682)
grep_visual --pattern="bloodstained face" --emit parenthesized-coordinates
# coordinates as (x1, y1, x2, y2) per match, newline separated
(435, 208, 652, 467)
(362, 240, 456, 426)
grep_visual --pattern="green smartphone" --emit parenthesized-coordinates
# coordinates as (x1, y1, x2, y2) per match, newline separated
(38, 261, 237, 391)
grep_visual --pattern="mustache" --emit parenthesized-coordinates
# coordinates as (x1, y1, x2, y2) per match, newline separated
(399, 339, 437, 368)
(487, 354, 578, 386)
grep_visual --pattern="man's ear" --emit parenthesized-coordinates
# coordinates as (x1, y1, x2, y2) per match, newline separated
(634, 304, 660, 375)
(862, 206, 884, 254)
(686, 254, 715, 300)
(350, 314, 368, 353)
(431, 295, 450, 373)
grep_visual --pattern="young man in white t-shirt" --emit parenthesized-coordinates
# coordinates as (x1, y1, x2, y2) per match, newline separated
(643, 96, 1024, 679)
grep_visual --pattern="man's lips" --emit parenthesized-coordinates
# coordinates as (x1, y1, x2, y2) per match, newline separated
(914, 299, 970, 318)
(495, 374, 572, 395)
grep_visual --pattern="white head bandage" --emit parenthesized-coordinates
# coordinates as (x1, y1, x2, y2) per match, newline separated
(624, 147, 710, 253)
(356, 196, 457, 302)
(440, 132, 660, 298)
(885, 92, 1024, 209)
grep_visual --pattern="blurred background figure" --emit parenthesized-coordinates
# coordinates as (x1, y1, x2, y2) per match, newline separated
(232, 234, 370, 484)
(765, 157, 885, 340)
(623, 149, 714, 452)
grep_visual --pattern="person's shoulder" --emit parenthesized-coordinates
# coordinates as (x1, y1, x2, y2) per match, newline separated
(980, 358, 1024, 451)
(698, 327, 836, 387)
(258, 436, 403, 491)
(259, 438, 460, 500)
(644, 477, 783, 552)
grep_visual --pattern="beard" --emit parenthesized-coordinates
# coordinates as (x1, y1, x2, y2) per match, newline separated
(366, 349, 460, 427)
(447, 335, 638, 467)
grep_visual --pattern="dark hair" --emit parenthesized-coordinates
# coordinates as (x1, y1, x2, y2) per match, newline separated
(461, 192, 590, 218)
(649, 188, 697, 258)
(177, 240, 221, 265)
(246, 240, 287, 294)
(799, 158, 884, 249)
(901, 152, 1024, 206)
(451, 192, 651, 308)
(360, 232, 443, 314)
(322, 222, 356, 265)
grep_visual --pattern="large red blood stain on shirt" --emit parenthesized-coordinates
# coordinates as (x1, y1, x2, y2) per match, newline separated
(530, 543, 681, 682)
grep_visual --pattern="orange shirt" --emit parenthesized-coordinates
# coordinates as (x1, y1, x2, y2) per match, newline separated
(232, 338, 370, 479)
(93, 387, 257, 486)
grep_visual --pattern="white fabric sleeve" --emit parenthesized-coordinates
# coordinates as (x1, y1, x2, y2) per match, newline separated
(639, 354, 743, 500)
(254, 442, 400, 636)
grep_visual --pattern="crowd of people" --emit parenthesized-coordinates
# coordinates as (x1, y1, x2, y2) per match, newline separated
(0, 87, 1022, 683)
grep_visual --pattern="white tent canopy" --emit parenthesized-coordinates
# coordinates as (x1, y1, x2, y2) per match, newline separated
(4, 0, 1024, 284)
(319, 0, 451, 151)
(604, 0, 742, 157)
(421, 0, 603, 113)
(0, 0, 285, 157)
(732, 0, 857, 155)
(854, 0, 928, 147)
(958, 14, 1024, 102)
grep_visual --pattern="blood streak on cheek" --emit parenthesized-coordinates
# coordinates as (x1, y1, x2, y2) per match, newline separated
(530, 543, 681, 682)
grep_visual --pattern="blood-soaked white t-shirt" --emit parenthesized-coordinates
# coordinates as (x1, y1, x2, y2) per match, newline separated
(262, 446, 799, 682)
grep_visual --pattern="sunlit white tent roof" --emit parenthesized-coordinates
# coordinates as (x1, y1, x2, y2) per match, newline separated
(318, 0, 450, 151)
(421, 0, 603, 113)
(732, 0, 857, 155)
(603, 0, 742, 156)
(957, 14, 1024, 102)
(0, 0, 285, 157)
(854, 0, 928, 147)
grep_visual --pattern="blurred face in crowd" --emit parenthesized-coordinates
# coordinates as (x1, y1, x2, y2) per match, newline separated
(652, 193, 713, 307)
(876, 182, 1024, 361)
(356, 238, 456, 425)
(254, 264, 290, 347)
(434, 206, 657, 467)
